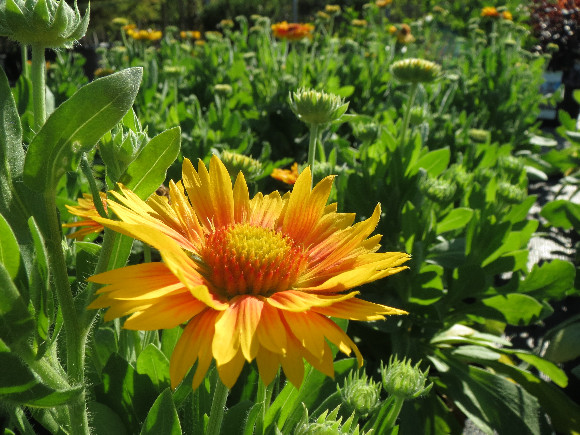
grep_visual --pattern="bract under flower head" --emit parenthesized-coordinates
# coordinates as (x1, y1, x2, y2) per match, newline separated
(0, 0, 89, 48)
(390, 58, 441, 84)
(88, 156, 409, 390)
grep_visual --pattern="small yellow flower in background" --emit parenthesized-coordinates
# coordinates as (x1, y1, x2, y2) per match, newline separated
(271, 162, 300, 185)
(180, 30, 202, 40)
(218, 19, 235, 29)
(396, 23, 415, 44)
(94, 67, 115, 78)
(271, 21, 315, 41)
(388, 25, 397, 35)
(481, 6, 500, 18)
(123, 23, 136, 32)
(375, 0, 392, 7)
(317, 11, 331, 20)
(325, 4, 341, 14)
(502, 10, 513, 20)
(351, 19, 368, 27)
(62, 193, 107, 240)
(88, 156, 409, 390)
(111, 17, 129, 27)
(126, 27, 162, 41)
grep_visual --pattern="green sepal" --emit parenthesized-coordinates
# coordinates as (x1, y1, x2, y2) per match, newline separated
(23, 67, 143, 193)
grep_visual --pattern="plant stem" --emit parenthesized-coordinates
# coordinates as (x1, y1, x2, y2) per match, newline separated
(80, 154, 107, 218)
(400, 82, 418, 150)
(21, 45, 29, 78)
(307, 123, 320, 189)
(206, 376, 230, 435)
(381, 396, 405, 432)
(41, 192, 89, 433)
(31, 44, 47, 132)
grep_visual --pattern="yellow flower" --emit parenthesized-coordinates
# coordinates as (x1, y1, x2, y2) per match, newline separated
(271, 21, 315, 40)
(502, 10, 513, 20)
(396, 23, 415, 44)
(62, 193, 107, 240)
(88, 156, 409, 390)
(375, 0, 392, 7)
(325, 4, 341, 14)
(481, 6, 500, 18)
(271, 162, 300, 185)
(351, 19, 368, 27)
(388, 25, 397, 35)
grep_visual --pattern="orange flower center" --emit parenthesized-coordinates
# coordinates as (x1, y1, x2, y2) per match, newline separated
(201, 224, 308, 298)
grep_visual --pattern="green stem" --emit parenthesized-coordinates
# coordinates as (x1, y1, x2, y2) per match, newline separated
(31, 44, 47, 132)
(400, 82, 418, 150)
(381, 396, 405, 432)
(307, 123, 320, 189)
(206, 376, 230, 435)
(21, 45, 29, 78)
(80, 154, 107, 218)
(40, 192, 89, 433)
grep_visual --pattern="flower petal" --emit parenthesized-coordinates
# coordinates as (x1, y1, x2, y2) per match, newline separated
(216, 349, 246, 389)
(281, 311, 326, 360)
(266, 290, 359, 312)
(256, 347, 280, 386)
(256, 304, 287, 355)
(312, 298, 407, 320)
(233, 171, 250, 223)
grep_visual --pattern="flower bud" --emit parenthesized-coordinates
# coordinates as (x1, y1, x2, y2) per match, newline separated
(0, 0, 89, 49)
(381, 355, 433, 400)
(496, 181, 526, 205)
(338, 370, 382, 419)
(468, 128, 491, 143)
(390, 58, 441, 84)
(295, 405, 370, 435)
(213, 83, 233, 95)
(289, 88, 349, 125)
(419, 174, 457, 205)
(219, 151, 263, 182)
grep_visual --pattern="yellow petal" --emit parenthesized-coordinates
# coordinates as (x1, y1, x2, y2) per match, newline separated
(256, 347, 280, 386)
(266, 290, 359, 312)
(279, 333, 305, 388)
(312, 298, 407, 320)
(233, 171, 250, 223)
(281, 311, 325, 360)
(213, 303, 241, 365)
(256, 304, 287, 355)
(237, 296, 264, 362)
(248, 191, 284, 229)
(123, 292, 207, 330)
(314, 314, 363, 367)
(216, 349, 246, 389)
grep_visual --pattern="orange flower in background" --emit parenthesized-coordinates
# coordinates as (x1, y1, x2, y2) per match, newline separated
(376, 0, 392, 7)
(271, 162, 299, 185)
(62, 193, 107, 240)
(88, 156, 409, 390)
(126, 27, 162, 41)
(397, 24, 415, 44)
(180, 30, 202, 40)
(271, 21, 315, 40)
(502, 10, 513, 20)
(481, 6, 500, 17)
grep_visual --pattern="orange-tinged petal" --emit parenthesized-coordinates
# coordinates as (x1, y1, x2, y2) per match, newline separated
(266, 290, 359, 312)
(281, 311, 326, 360)
(282, 169, 334, 242)
(313, 314, 363, 367)
(238, 296, 264, 361)
(123, 292, 207, 330)
(279, 332, 306, 387)
(312, 297, 407, 320)
(248, 191, 284, 229)
(256, 347, 280, 386)
(300, 339, 334, 379)
(256, 304, 287, 355)
(213, 304, 241, 365)
(233, 171, 250, 223)
(216, 349, 246, 389)
(208, 156, 235, 227)
(182, 158, 216, 229)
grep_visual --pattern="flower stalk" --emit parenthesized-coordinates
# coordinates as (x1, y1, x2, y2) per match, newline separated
(206, 376, 230, 435)
(31, 43, 46, 131)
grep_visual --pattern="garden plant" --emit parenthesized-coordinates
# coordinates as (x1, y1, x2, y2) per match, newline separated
(1, 0, 580, 434)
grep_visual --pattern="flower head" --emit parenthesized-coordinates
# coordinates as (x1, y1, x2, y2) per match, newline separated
(338, 370, 382, 418)
(88, 156, 409, 390)
(502, 10, 512, 20)
(62, 193, 106, 240)
(295, 405, 370, 435)
(481, 6, 500, 18)
(0, 0, 89, 48)
(396, 23, 415, 44)
(289, 88, 349, 125)
(390, 58, 441, 84)
(271, 21, 314, 40)
(376, 0, 392, 7)
(381, 356, 432, 400)
(271, 162, 300, 185)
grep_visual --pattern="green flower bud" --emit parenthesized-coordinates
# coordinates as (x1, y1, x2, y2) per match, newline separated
(219, 150, 263, 182)
(474, 167, 495, 184)
(352, 121, 380, 142)
(0, 0, 90, 49)
(338, 370, 382, 419)
(419, 173, 457, 205)
(390, 58, 441, 84)
(496, 181, 526, 205)
(546, 43, 559, 53)
(295, 405, 370, 435)
(498, 155, 524, 178)
(409, 106, 425, 125)
(504, 38, 516, 47)
(468, 128, 491, 143)
(289, 88, 349, 126)
(381, 356, 433, 400)
(213, 83, 233, 95)
(162, 65, 185, 79)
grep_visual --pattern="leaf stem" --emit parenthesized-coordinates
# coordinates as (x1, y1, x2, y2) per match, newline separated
(307, 123, 320, 189)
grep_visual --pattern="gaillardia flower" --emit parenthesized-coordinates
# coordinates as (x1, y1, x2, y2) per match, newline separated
(271, 21, 315, 40)
(88, 156, 409, 390)
(62, 193, 106, 240)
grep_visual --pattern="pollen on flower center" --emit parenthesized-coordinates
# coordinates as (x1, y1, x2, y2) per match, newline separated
(200, 223, 308, 298)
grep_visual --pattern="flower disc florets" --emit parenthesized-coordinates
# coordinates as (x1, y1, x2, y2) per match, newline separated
(0, 0, 89, 48)
(289, 88, 349, 125)
(390, 58, 441, 84)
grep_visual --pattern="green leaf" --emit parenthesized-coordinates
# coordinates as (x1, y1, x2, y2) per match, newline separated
(140, 389, 181, 435)
(222, 400, 255, 435)
(118, 127, 181, 199)
(544, 322, 580, 364)
(136, 344, 170, 391)
(517, 260, 575, 300)
(436, 208, 474, 234)
(0, 350, 82, 407)
(511, 351, 567, 388)
(0, 263, 34, 347)
(480, 293, 544, 326)
(87, 402, 128, 435)
(540, 199, 580, 230)
(414, 147, 450, 177)
(160, 326, 183, 360)
(528, 135, 558, 147)
(0, 214, 21, 279)
(23, 68, 143, 193)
